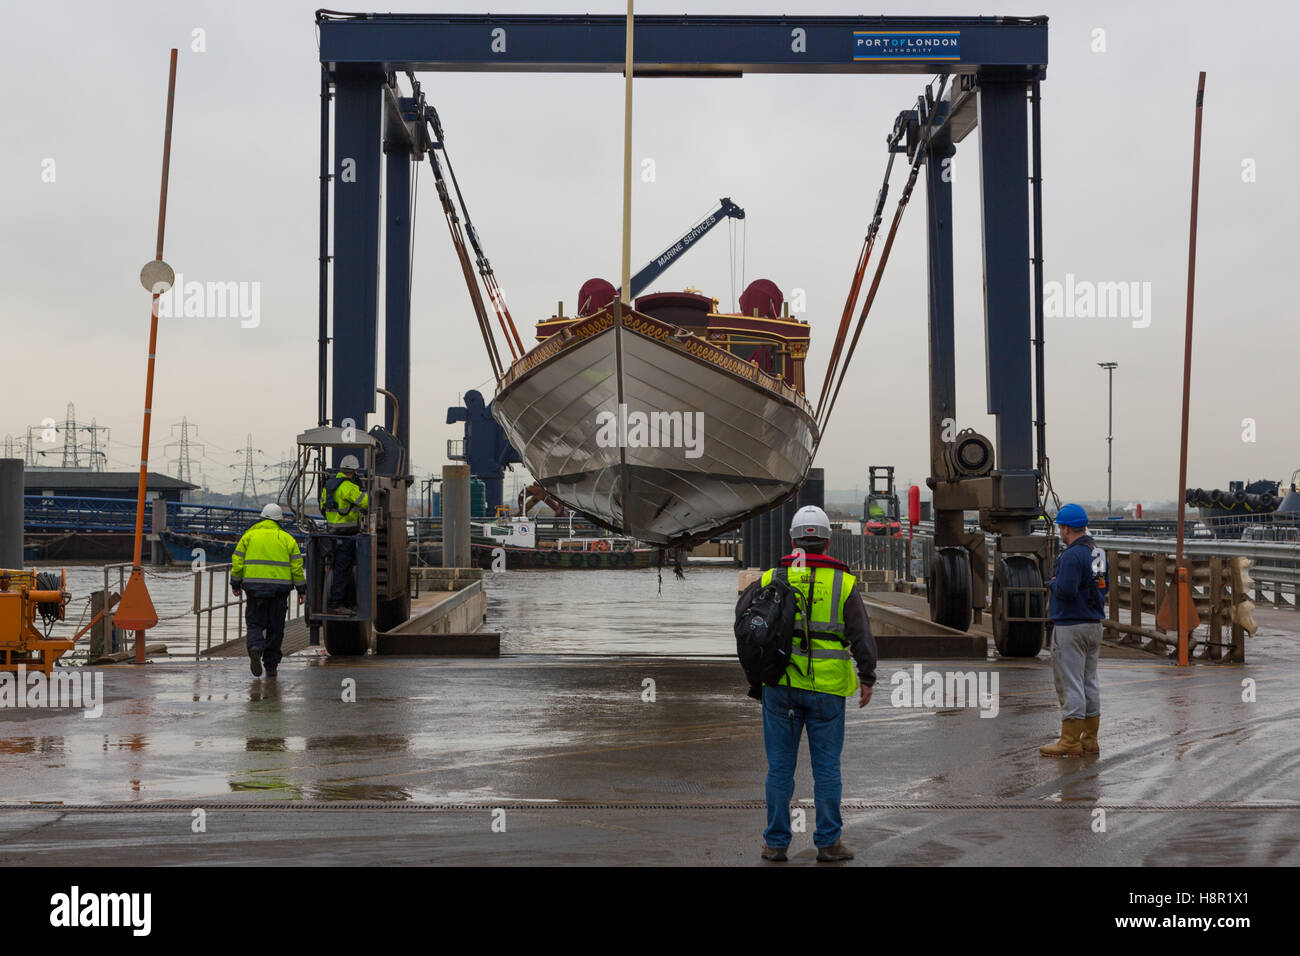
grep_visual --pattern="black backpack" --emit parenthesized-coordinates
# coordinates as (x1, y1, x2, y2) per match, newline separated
(735, 569, 809, 700)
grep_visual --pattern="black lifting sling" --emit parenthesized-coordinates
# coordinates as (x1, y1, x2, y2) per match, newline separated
(784, 566, 815, 749)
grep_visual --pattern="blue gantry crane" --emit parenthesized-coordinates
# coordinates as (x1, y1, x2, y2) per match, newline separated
(315, 11, 1052, 655)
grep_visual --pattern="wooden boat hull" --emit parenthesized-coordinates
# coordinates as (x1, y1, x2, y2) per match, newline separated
(492, 303, 817, 547)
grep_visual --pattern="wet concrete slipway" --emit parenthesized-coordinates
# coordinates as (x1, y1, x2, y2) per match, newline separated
(1, 567, 1297, 866)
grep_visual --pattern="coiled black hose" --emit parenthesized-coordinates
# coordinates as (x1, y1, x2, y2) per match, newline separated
(34, 571, 63, 634)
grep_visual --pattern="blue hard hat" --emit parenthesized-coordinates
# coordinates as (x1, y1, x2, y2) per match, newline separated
(1056, 503, 1089, 528)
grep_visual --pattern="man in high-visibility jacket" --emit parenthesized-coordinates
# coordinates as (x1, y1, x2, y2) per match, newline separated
(735, 505, 877, 863)
(231, 503, 305, 678)
(318, 454, 369, 613)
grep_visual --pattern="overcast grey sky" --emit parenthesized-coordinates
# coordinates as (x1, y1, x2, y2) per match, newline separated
(2, 0, 1295, 505)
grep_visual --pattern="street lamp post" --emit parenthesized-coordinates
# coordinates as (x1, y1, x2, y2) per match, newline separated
(1098, 362, 1118, 515)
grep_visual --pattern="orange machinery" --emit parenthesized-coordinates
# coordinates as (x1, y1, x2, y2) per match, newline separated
(0, 569, 73, 676)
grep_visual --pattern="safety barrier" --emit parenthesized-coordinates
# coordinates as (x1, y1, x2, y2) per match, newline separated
(827, 530, 932, 582)
(191, 562, 302, 657)
(1100, 547, 1254, 663)
(1092, 535, 1297, 612)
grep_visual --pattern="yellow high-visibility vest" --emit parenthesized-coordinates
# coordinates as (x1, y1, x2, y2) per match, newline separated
(760, 564, 858, 697)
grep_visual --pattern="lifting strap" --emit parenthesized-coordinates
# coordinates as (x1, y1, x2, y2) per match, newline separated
(424, 146, 504, 381)
(427, 108, 525, 361)
(816, 155, 923, 439)
(816, 75, 950, 441)
(815, 145, 899, 416)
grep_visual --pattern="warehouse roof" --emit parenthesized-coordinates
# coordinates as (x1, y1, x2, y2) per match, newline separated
(22, 470, 197, 492)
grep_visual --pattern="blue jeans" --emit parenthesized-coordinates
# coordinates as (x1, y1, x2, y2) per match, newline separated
(762, 684, 846, 848)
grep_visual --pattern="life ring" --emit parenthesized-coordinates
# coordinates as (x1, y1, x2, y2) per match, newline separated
(593, 539, 611, 552)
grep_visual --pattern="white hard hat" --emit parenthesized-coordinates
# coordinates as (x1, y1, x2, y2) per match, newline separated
(261, 503, 284, 521)
(790, 505, 831, 540)
(339, 454, 360, 471)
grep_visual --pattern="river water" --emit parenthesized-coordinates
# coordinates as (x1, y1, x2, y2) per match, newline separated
(46, 563, 741, 658)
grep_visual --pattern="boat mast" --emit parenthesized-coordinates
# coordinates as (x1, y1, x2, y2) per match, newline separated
(615, 1, 634, 527)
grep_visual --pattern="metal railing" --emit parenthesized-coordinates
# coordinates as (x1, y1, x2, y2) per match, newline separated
(828, 530, 933, 582)
(167, 501, 268, 535)
(831, 524, 1296, 617)
(24, 494, 302, 537)
(1100, 547, 1254, 661)
(89, 562, 205, 659)
(191, 562, 303, 656)
(26, 495, 141, 532)
(1088, 535, 1299, 609)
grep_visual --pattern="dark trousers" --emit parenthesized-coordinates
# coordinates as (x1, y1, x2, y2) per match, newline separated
(245, 591, 290, 668)
(328, 535, 357, 608)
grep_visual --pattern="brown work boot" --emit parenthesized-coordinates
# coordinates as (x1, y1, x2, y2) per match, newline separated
(1039, 718, 1086, 757)
(1080, 714, 1100, 754)
(816, 841, 855, 862)
(761, 845, 788, 862)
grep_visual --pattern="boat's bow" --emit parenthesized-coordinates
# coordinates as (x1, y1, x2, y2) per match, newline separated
(491, 300, 816, 547)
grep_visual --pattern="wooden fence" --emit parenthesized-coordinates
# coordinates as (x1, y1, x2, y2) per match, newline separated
(1101, 548, 1255, 663)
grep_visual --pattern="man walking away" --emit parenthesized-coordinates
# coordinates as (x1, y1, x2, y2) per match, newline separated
(1041, 502, 1107, 757)
(232, 503, 306, 678)
(318, 454, 369, 614)
(735, 505, 877, 863)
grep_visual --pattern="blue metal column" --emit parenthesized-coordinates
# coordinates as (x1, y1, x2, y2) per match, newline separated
(925, 107, 957, 482)
(330, 68, 383, 439)
(977, 79, 1035, 491)
(384, 142, 412, 456)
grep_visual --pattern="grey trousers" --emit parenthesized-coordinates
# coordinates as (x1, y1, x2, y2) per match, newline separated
(1050, 621, 1102, 720)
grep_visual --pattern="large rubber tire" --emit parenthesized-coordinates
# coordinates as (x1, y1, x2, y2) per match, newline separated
(324, 619, 369, 656)
(992, 554, 1046, 657)
(375, 594, 410, 634)
(927, 547, 972, 632)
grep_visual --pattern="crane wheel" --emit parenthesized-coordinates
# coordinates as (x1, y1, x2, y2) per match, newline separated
(324, 620, 369, 656)
(992, 554, 1046, 657)
(927, 547, 972, 632)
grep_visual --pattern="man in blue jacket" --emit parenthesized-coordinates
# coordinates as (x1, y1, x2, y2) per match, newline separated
(1041, 503, 1107, 757)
